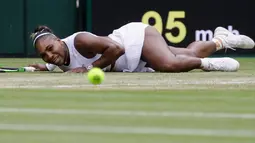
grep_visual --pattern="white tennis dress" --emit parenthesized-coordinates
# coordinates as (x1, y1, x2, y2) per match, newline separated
(46, 22, 154, 72)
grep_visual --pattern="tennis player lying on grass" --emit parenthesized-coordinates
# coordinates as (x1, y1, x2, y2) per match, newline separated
(29, 22, 254, 73)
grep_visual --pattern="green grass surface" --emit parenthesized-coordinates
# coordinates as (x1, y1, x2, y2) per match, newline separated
(0, 58, 254, 143)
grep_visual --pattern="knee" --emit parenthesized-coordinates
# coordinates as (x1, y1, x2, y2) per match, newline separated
(186, 43, 200, 57)
(187, 41, 198, 49)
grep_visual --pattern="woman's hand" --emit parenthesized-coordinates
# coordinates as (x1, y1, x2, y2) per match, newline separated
(28, 64, 48, 71)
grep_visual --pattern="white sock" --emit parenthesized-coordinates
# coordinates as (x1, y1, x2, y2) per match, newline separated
(212, 38, 223, 51)
(200, 58, 209, 69)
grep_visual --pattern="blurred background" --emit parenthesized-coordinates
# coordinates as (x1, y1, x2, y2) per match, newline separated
(1, 0, 255, 57)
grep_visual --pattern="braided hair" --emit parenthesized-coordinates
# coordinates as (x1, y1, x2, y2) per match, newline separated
(31, 25, 56, 47)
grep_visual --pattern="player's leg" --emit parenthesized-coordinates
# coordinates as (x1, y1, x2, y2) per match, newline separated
(141, 26, 201, 72)
(141, 26, 240, 72)
(168, 41, 217, 58)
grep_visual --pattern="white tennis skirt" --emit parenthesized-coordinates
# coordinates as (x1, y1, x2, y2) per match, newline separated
(108, 22, 154, 72)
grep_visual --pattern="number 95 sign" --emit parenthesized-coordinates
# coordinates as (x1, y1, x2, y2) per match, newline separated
(142, 11, 186, 44)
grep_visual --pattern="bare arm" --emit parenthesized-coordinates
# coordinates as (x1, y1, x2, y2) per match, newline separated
(74, 33, 125, 69)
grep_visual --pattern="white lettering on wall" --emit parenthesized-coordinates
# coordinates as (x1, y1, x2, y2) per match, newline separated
(195, 25, 240, 41)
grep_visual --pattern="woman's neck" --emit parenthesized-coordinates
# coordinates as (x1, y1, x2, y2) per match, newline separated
(63, 42, 70, 66)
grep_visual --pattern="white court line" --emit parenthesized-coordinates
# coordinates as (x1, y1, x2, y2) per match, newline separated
(0, 123, 255, 137)
(0, 108, 255, 119)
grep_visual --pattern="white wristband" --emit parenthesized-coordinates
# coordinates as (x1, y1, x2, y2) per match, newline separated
(86, 65, 93, 70)
(23, 67, 36, 72)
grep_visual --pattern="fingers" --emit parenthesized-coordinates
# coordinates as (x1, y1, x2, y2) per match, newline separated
(28, 64, 37, 67)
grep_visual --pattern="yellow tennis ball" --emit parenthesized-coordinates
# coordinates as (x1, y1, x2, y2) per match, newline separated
(87, 67, 105, 85)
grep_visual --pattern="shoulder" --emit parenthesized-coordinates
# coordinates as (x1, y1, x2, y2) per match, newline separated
(74, 32, 98, 41)
(74, 32, 99, 48)
(61, 32, 80, 44)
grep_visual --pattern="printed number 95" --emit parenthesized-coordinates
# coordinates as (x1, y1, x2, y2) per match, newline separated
(142, 11, 186, 44)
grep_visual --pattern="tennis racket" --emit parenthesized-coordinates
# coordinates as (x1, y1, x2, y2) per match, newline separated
(0, 67, 36, 73)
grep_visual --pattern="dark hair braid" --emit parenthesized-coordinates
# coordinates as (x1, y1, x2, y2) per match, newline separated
(30, 25, 54, 41)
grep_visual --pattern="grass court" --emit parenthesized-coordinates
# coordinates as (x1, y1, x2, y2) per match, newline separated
(0, 58, 254, 143)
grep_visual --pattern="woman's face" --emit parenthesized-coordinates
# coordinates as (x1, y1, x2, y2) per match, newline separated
(36, 36, 66, 66)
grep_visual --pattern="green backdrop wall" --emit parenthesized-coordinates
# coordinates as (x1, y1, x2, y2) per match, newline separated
(0, 0, 25, 55)
(0, 0, 77, 57)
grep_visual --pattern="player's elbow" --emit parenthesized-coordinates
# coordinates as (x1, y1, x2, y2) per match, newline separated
(116, 46, 125, 57)
(109, 44, 125, 58)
